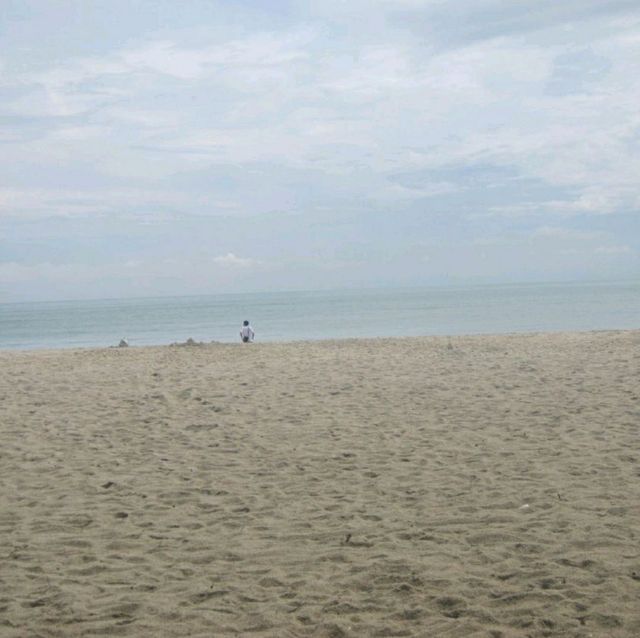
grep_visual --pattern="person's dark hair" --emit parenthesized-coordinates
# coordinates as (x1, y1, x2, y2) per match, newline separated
(243, 320, 249, 326)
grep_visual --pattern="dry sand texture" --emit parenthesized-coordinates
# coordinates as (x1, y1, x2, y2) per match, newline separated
(1, 331, 639, 637)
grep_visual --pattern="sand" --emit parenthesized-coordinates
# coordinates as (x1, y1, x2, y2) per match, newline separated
(1, 331, 639, 637)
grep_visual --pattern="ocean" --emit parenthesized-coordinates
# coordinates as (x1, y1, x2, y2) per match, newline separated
(1, 280, 638, 350)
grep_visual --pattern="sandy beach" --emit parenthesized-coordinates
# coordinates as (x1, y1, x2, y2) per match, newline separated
(1, 331, 639, 637)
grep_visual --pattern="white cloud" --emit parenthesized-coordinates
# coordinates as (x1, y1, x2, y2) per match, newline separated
(213, 253, 258, 268)
(532, 226, 603, 240)
(2, 10, 639, 204)
(0, 187, 236, 220)
(120, 31, 312, 80)
(595, 244, 632, 255)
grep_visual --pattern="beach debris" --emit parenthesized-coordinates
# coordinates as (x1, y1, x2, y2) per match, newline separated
(114, 511, 129, 519)
(101, 481, 115, 489)
(519, 503, 530, 510)
(118, 338, 129, 347)
(342, 533, 373, 548)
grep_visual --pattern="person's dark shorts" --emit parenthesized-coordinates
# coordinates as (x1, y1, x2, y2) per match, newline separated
(242, 336, 250, 343)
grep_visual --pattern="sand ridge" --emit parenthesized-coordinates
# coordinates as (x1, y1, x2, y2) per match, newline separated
(1, 331, 639, 636)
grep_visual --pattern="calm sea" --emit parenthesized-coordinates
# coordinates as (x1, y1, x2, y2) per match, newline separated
(0, 281, 638, 350)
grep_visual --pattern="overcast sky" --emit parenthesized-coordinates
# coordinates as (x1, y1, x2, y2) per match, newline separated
(1, 0, 639, 301)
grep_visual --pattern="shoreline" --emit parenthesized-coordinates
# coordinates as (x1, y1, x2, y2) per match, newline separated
(1, 326, 638, 354)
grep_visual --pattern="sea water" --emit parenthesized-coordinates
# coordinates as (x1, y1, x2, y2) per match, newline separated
(0, 280, 638, 350)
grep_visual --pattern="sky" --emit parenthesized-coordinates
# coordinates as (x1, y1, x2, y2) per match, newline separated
(1, 0, 639, 302)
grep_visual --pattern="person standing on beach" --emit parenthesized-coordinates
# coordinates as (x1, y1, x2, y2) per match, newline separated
(240, 320, 255, 343)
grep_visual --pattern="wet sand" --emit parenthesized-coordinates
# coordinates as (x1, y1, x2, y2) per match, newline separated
(1, 331, 639, 637)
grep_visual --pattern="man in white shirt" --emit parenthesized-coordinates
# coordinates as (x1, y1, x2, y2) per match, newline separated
(240, 320, 255, 343)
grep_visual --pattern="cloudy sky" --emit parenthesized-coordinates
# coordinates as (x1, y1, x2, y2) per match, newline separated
(1, 0, 639, 301)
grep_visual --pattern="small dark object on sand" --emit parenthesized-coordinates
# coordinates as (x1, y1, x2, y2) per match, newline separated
(102, 481, 115, 489)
